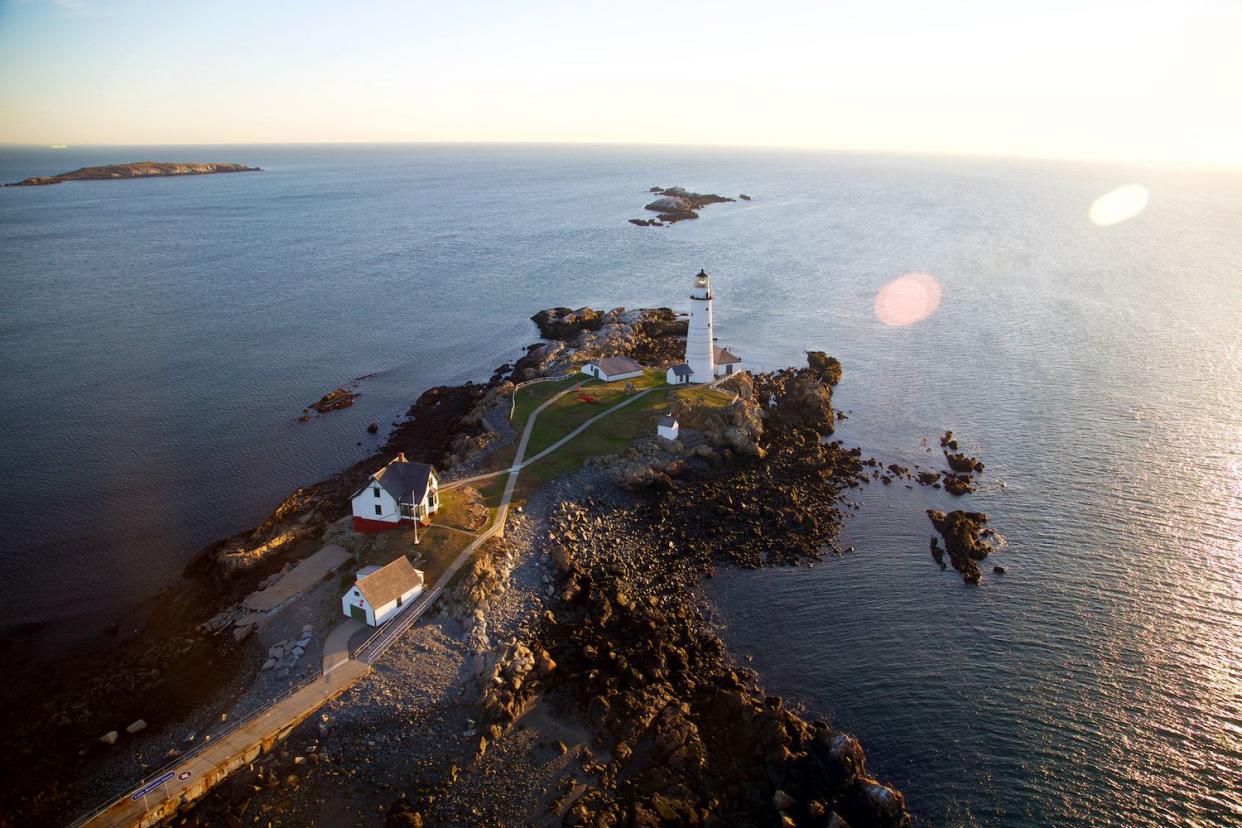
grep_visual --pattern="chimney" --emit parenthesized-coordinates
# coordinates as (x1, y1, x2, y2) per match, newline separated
(396, 452, 407, 462)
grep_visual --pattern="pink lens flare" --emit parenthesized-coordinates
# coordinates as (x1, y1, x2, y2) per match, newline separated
(874, 272, 942, 327)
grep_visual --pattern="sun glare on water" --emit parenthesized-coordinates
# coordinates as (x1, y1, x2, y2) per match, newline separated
(1089, 184, 1150, 226)
(874, 272, 942, 327)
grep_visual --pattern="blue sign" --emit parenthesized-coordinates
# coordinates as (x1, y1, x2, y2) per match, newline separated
(130, 770, 175, 801)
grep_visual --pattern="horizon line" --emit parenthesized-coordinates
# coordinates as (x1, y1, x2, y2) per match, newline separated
(1, 139, 1238, 173)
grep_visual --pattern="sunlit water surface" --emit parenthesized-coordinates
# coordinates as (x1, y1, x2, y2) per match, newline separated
(1, 145, 1238, 825)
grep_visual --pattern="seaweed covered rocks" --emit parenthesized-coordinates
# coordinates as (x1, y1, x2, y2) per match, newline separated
(926, 510, 1007, 585)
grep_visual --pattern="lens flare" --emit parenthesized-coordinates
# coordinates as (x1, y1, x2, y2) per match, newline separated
(1089, 184, 1149, 226)
(874, 272, 942, 327)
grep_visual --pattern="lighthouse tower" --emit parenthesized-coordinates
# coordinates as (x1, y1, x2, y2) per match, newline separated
(686, 269, 715, 382)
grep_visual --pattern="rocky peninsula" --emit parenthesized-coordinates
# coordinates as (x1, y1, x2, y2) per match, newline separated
(4, 161, 260, 187)
(0, 305, 920, 827)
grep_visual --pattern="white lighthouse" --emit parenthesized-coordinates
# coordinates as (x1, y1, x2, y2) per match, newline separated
(686, 269, 715, 382)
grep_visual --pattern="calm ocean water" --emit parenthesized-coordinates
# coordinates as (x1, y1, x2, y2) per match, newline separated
(1, 144, 1238, 825)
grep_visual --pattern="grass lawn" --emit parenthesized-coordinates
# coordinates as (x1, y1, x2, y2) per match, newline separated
(473, 370, 740, 509)
(483, 374, 583, 475)
(523, 370, 666, 458)
(672, 381, 735, 410)
(478, 370, 677, 506)
(354, 524, 475, 585)
(433, 486, 487, 531)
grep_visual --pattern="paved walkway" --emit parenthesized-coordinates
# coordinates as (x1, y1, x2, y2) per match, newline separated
(242, 544, 351, 612)
(322, 617, 366, 675)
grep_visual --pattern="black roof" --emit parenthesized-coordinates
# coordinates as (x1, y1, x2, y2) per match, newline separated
(670, 363, 693, 376)
(365, 455, 435, 504)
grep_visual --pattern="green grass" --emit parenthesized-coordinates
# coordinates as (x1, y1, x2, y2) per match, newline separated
(523, 369, 665, 457)
(434, 486, 485, 531)
(355, 524, 474, 584)
(474, 369, 737, 509)
(672, 382, 734, 410)
(415, 526, 476, 583)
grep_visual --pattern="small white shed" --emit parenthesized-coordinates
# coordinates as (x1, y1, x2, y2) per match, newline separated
(666, 364, 693, 385)
(341, 556, 425, 627)
(657, 414, 679, 441)
(581, 356, 644, 383)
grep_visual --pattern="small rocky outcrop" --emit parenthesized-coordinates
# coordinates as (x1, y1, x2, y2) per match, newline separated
(807, 351, 844, 386)
(751, 359, 838, 435)
(308, 387, 358, 414)
(926, 509, 1007, 585)
(531, 307, 604, 340)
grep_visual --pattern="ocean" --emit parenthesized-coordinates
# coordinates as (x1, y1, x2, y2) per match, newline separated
(1, 144, 1238, 825)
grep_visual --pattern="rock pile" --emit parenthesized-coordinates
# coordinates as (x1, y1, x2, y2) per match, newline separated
(517, 307, 688, 381)
(927, 510, 1007, 585)
(522, 493, 911, 826)
(307, 387, 358, 414)
(261, 625, 315, 677)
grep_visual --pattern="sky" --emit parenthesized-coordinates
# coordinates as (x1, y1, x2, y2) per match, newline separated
(1, 0, 1240, 165)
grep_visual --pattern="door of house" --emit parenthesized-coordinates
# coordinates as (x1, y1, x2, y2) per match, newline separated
(349, 604, 368, 624)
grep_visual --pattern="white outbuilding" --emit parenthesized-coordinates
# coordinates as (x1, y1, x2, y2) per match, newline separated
(666, 364, 693, 385)
(657, 414, 680, 441)
(581, 356, 644, 383)
(713, 345, 742, 377)
(341, 556, 425, 627)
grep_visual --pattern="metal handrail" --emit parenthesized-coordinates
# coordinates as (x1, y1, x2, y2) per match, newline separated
(68, 666, 322, 827)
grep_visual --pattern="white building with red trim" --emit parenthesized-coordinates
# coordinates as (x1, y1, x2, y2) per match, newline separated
(350, 453, 440, 533)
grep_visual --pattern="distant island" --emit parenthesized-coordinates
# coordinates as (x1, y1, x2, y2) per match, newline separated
(4, 161, 260, 187)
(628, 185, 740, 226)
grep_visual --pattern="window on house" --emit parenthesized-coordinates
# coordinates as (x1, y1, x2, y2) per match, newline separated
(373, 487, 381, 498)
(374, 504, 382, 516)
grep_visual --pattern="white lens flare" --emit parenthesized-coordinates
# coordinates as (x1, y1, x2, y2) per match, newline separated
(874, 272, 942, 327)
(1089, 184, 1149, 226)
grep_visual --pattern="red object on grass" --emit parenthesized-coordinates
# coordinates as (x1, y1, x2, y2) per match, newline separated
(578, 395, 600, 404)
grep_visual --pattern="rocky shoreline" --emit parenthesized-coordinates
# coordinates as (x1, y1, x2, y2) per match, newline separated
(4, 161, 260, 187)
(0, 305, 924, 826)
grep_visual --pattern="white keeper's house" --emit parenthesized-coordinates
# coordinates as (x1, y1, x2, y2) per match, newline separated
(350, 453, 440, 533)
(581, 355, 644, 383)
(667, 270, 743, 384)
(341, 555, 425, 626)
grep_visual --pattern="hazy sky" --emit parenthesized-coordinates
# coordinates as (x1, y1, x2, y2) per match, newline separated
(1, 0, 1239, 165)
